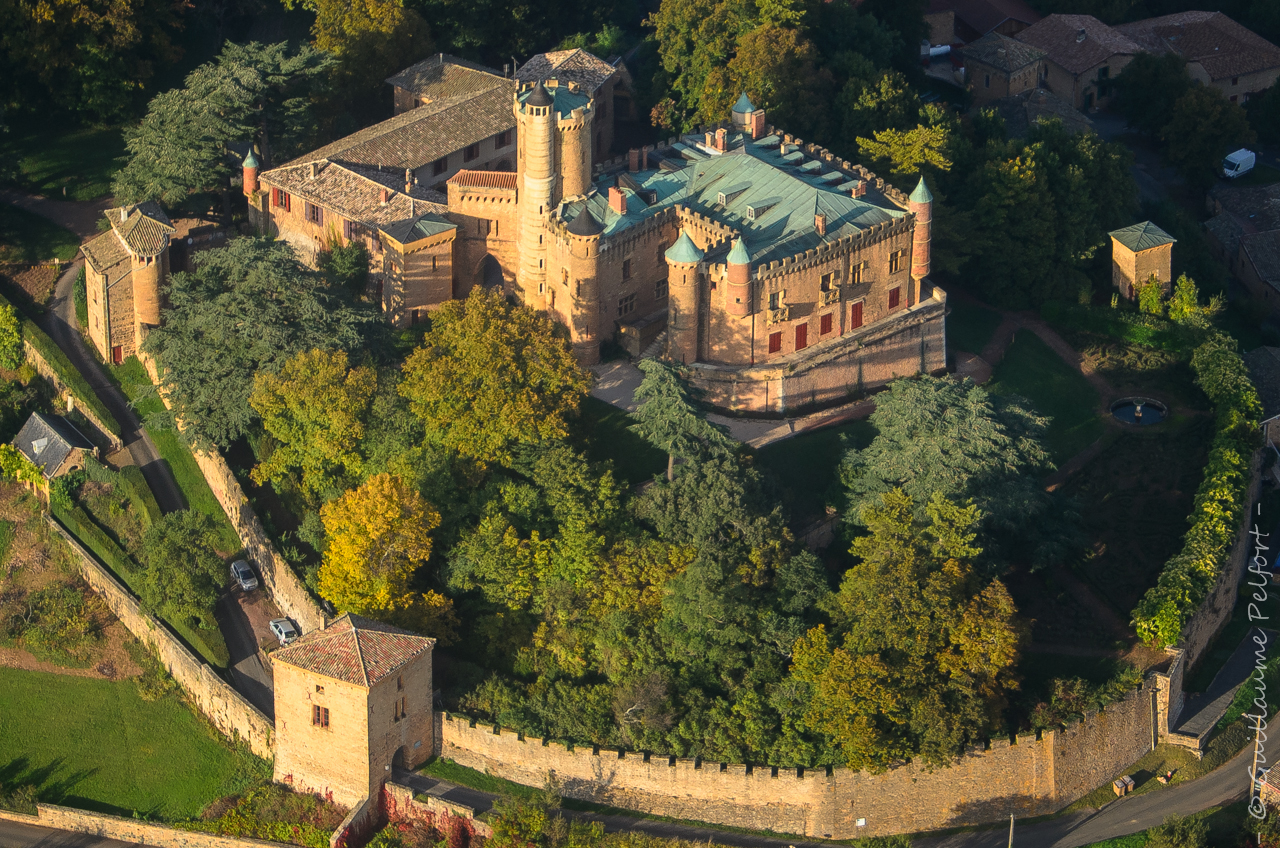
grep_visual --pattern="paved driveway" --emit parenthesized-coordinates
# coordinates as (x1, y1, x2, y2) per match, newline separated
(216, 584, 281, 718)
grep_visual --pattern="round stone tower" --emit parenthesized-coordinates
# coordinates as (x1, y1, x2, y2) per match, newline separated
(909, 176, 932, 284)
(665, 231, 704, 365)
(557, 94, 594, 199)
(565, 208, 603, 365)
(516, 82, 556, 310)
(725, 237, 751, 318)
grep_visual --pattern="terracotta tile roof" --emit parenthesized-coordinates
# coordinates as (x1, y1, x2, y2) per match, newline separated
(1242, 231, 1280, 290)
(447, 169, 518, 190)
(929, 0, 1041, 40)
(386, 53, 508, 101)
(1116, 12, 1280, 82)
(108, 201, 175, 258)
(514, 49, 619, 93)
(264, 160, 448, 230)
(1209, 182, 1280, 233)
(283, 84, 515, 173)
(962, 32, 1046, 71)
(272, 613, 434, 687)
(81, 229, 129, 274)
(1015, 14, 1141, 75)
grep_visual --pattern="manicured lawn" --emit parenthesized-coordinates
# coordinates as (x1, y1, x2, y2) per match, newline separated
(0, 123, 125, 202)
(107, 356, 241, 553)
(755, 419, 876, 526)
(0, 667, 265, 819)
(0, 204, 80, 263)
(988, 330, 1104, 463)
(946, 298, 1004, 355)
(579, 396, 667, 486)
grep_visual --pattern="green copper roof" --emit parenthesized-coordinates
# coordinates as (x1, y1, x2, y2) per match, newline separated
(732, 93, 755, 114)
(518, 83, 590, 118)
(727, 237, 750, 265)
(1109, 221, 1176, 252)
(665, 231, 704, 264)
(243, 149, 260, 168)
(909, 176, 932, 203)
(380, 214, 457, 245)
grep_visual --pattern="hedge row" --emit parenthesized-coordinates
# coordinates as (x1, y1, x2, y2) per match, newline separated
(83, 456, 162, 528)
(51, 500, 230, 668)
(0, 289, 122, 435)
(1131, 332, 1262, 647)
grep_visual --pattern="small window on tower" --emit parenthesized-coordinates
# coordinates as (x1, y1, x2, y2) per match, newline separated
(397, 675, 403, 691)
(889, 251, 903, 274)
(312, 705, 330, 728)
(851, 262, 865, 285)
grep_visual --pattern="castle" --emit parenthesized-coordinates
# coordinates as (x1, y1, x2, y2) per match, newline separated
(249, 52, 946, 413)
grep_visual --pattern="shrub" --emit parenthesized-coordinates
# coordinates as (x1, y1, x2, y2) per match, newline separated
(0, 783, 37, 815)
(15, 582, 100, 660)
(0, 303, 22, 371)
(132, 641, 181, 702)
(1146, 814, 1207, 848)
(178, 783, 349, 848)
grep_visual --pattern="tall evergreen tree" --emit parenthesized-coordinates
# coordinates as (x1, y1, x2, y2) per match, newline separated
(630, 359, 734, 481)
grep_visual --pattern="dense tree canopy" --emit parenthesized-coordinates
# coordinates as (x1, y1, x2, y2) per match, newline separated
(139, 510, 226, 627)
(144, 237, 378, 448)
(1160, 85, 1256, 190)
(399, 289, 592, 465)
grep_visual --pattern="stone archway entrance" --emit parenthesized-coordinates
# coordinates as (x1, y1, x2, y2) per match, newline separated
(480, 254, 504, 291)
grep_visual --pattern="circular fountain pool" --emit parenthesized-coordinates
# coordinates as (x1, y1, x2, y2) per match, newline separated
(1110, 397, 1167, 426)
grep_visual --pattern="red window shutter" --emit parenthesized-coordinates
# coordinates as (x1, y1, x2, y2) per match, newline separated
(889, 287, 900, 309)
(768, 332, 782, 353)
(795, 324, 808, 350)
(850, 301, 863, 329)
(820, 313, 833, 335)
(284, 193, 291, 212)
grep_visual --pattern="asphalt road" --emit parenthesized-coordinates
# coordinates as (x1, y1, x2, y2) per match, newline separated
(0, 817, 136, 847)
(215, 590, 275, 718)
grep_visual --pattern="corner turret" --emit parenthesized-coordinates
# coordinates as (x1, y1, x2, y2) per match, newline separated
(243, 149, 260, 197)
(909, 176, 932, 303)
(725, 237, 751, 318)
(665, 231, 704, 365)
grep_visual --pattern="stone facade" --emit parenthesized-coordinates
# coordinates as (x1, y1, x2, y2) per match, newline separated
(1110, 221, 1176, 299)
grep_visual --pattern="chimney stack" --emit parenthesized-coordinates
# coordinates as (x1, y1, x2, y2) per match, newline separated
(609, 186, 627, 215)
(309, 162, 319, 179)
(380, 189, 390, 205)
(405, 168, 413, 194)
(751, 110, 766, 140)
(629, 148, 641, 172)
(715, 128, 727, 151)
(814, 213, 827, 236)
(705, 131, 715, 149)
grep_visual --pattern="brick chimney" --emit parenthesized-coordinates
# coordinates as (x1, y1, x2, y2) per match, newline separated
(608, 186, 627, 215)
(380, 189, 390, 205)
(705, 132, 715, 149)
(405, 168, 413, 194)
(715, 128, 727, 151)
(751, 110, 766, 140)
(628, 148, 641, 172)
(814, 213, 827, 236)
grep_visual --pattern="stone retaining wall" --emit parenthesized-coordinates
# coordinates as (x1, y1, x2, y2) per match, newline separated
(50, 517, 274, 758)
(35, 804, 295, 848)
(23, 338, 123, 451)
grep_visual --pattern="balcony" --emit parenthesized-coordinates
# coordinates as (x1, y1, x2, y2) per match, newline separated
(819, 288, 841, 307)
(767, 306, 790, 324)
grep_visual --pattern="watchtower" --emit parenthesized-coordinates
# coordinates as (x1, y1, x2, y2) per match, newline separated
(1109, 221, 1176, 300)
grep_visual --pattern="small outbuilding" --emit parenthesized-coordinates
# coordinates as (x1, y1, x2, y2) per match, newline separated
(1109, 221, 1175, 300)
(12, 412, 97, 492)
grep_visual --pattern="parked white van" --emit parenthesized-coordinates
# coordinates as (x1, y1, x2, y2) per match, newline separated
(1222, 148, 1256, 178)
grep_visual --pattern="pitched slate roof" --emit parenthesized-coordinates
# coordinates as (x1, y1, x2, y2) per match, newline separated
(559, 130, 906, 266)
(281, 84, 515, 174)
(81, 229, 130, 275)
(13, 412, 93, 479)
(386, 53, 508, 101)
(265, 160, 448, 230)
(1242, 231, 1280, 292)
(1116, 12, 1280, 81)
(514, 49, 619, 94)
(1208, 182, 1280, 233)
(1109, 221, 1176, 252)
(107, 202, 174, 259)
(272, 614, 435, 687)
(380, 215, 458, 246)
(929, 0, 1041, 40)
(991, 87, 1094, 138)
(962, 32, 1046, 71)
(1016, 14, 1140, 74)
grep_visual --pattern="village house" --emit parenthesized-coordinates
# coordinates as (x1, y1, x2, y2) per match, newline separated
(925, 0, 1041, 46)
(1015, 14, 1139, 110)
(12, 412, 97, 501)
(1116, 11, 1280, 104)
(1206, 181, 1280, 312)
(962, 32, 1047, 102)
(80, 201, 175, 365)
(987, 87, 1093, 137)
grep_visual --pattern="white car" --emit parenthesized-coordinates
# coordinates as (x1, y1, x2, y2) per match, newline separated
(230, 560, 258, 592)
(269, 618, 299, 646)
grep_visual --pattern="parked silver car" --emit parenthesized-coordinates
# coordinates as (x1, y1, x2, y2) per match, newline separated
(269, 618, 299, 646)
(230, 560, 258, 592)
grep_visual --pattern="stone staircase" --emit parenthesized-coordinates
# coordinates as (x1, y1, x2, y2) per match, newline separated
(640, 330, 667, 360)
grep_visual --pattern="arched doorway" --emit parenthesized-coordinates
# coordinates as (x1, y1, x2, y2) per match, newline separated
(480, 254, 504, 291)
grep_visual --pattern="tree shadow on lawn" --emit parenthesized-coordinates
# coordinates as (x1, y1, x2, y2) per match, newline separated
(0, 755, 117, 814)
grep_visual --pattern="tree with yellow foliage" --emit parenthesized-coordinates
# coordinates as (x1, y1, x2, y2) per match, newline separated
(250, 349, 376, 501)
(318, 473, 456, 641)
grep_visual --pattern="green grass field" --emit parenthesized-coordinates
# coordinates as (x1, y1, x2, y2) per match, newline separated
(578, 396, 667, 486)
(0, 667, 266, 819)
(107, 357, 241, 553)
(755, 419, 876, 526)
(0, 205, 80, 263)
(946, 299, 1004, 355)
(0, 123, 125, 202)
(989, 330, 1104, 464)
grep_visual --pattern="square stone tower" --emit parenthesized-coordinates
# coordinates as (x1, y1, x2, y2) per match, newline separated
(272, 614, 435, 807)
(1109, 221, 1176, 300)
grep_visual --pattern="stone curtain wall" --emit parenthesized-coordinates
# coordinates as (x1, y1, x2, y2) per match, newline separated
(22, 339, 124, 451)
(138, 352, 327, 635)
(49, 518, 274, 758)
(438, 692, 1153, 840)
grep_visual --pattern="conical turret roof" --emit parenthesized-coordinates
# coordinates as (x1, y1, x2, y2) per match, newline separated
(727, 237, 750, 265)
(665, 231, 704, 264)
(243, 149, 260, 168)
(910, 176, 933, 204)
(732, 93, 755, 114)
(526, 81, 554, 107)
(566, 208, 603, 236)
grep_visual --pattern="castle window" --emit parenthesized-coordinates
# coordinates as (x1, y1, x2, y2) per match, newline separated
(343, 219, 357, 241)
(576, 281, 583, 297)
(820, 313, 833, 335)
(272, 189, 291, 211)
(397, 675, 403, 691)
(820, 272, 834, 292)
(477, 220, 490, 237)
(464, 143, 480, 162)
(984, 74, 991, 89)
(795, 324, 808, 350)
(432, 157, 448, 176)
(315, 685, 324, 694)
(889, 287, 901, 309)
(851, 262, 865, 285)
(889, 251, 903, 274)
(432, 256, 438, 271)
(496, 130, 511, 147)
(656, 279, 668, 299)
(1233, 76, 1239, 86)
(768, 332, 782, 354)
(563, 270, 569, 286)
(769, 292, 780, 310)
(618, 293, 637, 317)
(312, 705, 330, 728)
(622, 259, 632, 280)
(850, 301, 864, 329)
(304, 202, 323, 226)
